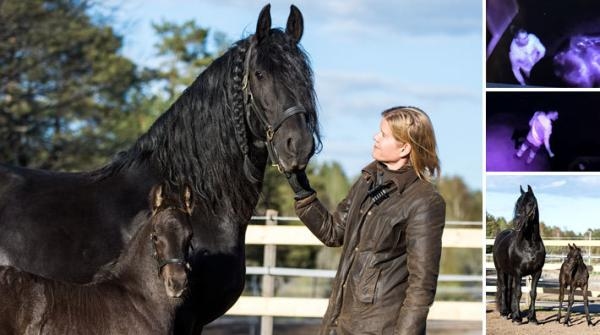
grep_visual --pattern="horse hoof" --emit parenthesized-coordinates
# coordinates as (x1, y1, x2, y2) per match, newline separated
(512, 318, 523, 324)
(529, 318, 538, 325)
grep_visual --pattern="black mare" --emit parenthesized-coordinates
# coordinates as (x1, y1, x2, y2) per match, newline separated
(0, 5, 320, 334)
(558, 243, 592, 326)
(0, 184, 194, 334)
(493, 185, 546, 324)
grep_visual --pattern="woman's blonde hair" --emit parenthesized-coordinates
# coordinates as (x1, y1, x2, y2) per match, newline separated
(382, 106, 441, 181)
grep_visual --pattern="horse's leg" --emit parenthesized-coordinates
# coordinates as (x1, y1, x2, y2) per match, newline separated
(565, 285, 575, 326)
(527, 270, 542, 324)
(506, 274, 513, 319)
(583, 283, 592, 326)
(496, 269, 510, 316)
(511, 275, 523, 323)
(557, 280, 564, 323)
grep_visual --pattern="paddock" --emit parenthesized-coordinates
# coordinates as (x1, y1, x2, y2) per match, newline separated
(486, 238, 600, 334)
(204, 212, 482, 335)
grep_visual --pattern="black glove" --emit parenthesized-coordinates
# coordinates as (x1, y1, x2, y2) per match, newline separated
(285, 170, 315, 200)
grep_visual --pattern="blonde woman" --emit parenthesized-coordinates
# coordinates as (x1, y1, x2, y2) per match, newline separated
(286, 106, 446, 335)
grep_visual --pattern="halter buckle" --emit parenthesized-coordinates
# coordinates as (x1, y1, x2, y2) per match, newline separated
(266, 127, 274, 141)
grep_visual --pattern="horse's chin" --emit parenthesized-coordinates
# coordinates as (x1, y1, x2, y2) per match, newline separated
(277, 160, 308, 174)
(165, 285, 188, 298)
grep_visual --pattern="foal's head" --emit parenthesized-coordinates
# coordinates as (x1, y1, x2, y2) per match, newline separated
(149, 184, 195, 298)
(565, 243, 584, 267)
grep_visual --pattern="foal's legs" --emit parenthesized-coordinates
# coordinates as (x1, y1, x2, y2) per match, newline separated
(527, 270, 542, 324)
(557, 280, 565, 323)
(583, 283, 592, 326)
(511, 275, 523, 323)
(564, 285, 575, 326)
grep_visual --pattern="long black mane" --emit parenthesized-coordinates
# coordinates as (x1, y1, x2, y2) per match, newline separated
(91, 30, 320, 216)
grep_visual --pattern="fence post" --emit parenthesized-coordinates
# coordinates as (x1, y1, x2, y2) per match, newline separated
(260, 209, 278, 335)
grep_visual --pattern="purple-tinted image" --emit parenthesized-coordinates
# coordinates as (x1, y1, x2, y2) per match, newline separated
(487, 0, 600, 88)
(487, 92, 600, 171)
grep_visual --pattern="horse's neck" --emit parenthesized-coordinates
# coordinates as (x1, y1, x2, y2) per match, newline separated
(123, 53, 267, 215)
(517, 219, 542, 243)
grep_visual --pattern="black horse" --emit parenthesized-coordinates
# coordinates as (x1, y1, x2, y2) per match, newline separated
(493, 185, 546, 324)
(0, 4, 319, 334)
(558, 243, 592, 326)
(0, 183, 194, 334)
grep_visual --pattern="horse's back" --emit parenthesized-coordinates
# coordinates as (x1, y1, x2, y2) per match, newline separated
(0, 164, 152, 282)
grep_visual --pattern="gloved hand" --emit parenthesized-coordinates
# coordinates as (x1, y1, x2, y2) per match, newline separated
(285, 170, 315, 200)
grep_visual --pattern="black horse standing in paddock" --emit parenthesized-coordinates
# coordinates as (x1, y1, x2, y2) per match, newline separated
(0, 184, 194, 334)
(0, 4, 320, 334)
(493, 185, 546, 324)
(558, 243, 592, 326)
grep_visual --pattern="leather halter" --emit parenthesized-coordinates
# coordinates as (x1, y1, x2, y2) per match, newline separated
(240, 40, 308, 177)
(150, 207, 192, 274)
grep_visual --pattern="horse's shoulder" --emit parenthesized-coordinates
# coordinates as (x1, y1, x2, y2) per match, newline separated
(0, 165, 27, 194)
(494, 229, 514, 243)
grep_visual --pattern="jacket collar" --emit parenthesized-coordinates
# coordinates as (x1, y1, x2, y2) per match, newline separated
(361, 161, 420, 195)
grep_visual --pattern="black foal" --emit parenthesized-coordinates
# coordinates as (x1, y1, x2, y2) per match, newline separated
(558, 243, 592, 326)
(0, 184, 195, 334)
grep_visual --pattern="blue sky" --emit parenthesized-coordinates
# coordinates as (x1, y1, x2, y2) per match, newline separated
(103, 0, 482, 190)
(487, 174, 600, 234)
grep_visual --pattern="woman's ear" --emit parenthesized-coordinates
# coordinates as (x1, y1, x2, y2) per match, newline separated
(400, 142, 412, 158)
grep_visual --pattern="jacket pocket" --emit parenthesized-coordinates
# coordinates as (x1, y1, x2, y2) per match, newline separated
(356, 266, 381, 304)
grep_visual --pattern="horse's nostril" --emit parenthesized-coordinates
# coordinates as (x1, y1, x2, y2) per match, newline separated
(286, 137, 296, 153)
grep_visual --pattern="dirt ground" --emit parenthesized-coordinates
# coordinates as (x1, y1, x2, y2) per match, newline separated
(204, 316, 482, 335)
(486, 302, 599, 335)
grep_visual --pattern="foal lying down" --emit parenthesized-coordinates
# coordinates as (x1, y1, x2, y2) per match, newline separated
(0, 184, 195, 334)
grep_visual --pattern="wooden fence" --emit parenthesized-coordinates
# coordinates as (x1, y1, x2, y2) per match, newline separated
(485, 238, 600, 298)
(224, 211, 482, 335)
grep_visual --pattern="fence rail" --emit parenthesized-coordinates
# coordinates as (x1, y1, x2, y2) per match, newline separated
(248, 224, 481, 248)
(224, 212, 482, 335)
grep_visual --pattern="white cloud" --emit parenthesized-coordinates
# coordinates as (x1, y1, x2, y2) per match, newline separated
(199, 0, 481, 36)
(316, 70, 479, 119)
(539, 180, 568, 189)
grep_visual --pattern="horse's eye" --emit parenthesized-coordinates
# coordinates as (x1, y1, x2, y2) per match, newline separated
(151, 234, 158, 242)
(254, 71, 264, 80)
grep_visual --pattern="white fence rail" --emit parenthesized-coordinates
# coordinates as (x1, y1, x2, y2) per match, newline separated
(224, 212, 482, 335)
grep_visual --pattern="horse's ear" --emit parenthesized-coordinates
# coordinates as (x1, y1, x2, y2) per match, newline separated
(568, 243, 572, 249)
(256, 4, 272, 42)
(573, 243, 578, 249)
(150, 184, 164, 214)
(182, 185, 195, 216)
(520, 185, 525, 195)
(527, 185, 533, 193)
(286, 5, 304, 43)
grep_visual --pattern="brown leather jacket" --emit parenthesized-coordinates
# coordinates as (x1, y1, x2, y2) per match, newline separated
(295, 161, 446, 335)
